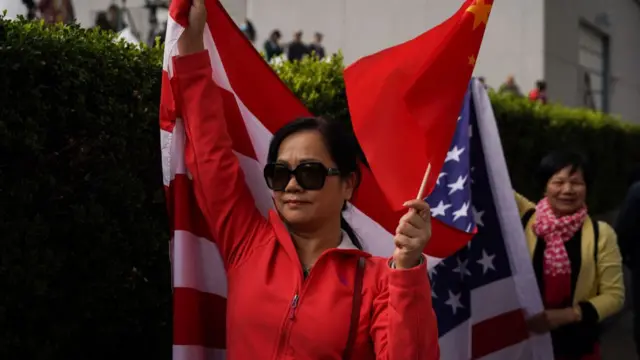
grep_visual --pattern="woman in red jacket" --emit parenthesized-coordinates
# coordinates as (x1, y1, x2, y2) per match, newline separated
(171, 1, 440, 358)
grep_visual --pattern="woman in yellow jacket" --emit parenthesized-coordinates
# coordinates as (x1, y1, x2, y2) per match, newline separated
(515, 150, 624, 359)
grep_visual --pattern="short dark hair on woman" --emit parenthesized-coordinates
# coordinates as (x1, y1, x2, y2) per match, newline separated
(267, 116, 364, 249)
(536, 150, 592, 190)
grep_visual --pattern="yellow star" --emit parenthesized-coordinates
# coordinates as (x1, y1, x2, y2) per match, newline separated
(468, 55, 476, 66)
(466, 0, 492, 30)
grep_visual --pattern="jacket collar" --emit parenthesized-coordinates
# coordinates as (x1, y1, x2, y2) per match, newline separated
(267, 210, 370, 260)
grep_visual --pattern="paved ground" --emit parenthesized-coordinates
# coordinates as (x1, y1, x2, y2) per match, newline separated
(601, 309, 637, 360)
(589, 213, 636, 359)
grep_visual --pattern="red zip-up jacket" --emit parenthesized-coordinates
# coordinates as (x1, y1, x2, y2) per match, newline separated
(171, 50, 440, 360)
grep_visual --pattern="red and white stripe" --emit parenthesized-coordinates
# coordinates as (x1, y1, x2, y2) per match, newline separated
(160, 1, 551, 359)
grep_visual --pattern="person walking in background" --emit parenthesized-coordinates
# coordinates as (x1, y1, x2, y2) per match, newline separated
(240, 18, 256, 44)
(263, 29, 283, 61)
(515, 150, 625, 359)
(529, 80, 548, 104)
(615, 165, 640, 358)
(499, 74, 523, 97)
(38, 0, 75, 24)
(93, 11, 113, 31)
(309, 31, 326, 59)
(287, 30, 309, 61)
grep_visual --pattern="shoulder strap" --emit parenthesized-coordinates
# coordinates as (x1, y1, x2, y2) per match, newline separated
(342, 257, 366, 360)
(593, 219, 600, 262)
(521, 208, 535, 228)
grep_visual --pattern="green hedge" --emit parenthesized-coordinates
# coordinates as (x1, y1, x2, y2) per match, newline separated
(272, 53, 640, 213)
(0, 18, 170, 359)
(2, 16, 639, 359)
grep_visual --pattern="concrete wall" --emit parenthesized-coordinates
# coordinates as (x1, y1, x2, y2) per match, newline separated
(545, 0, 640, 123)
(244, 0, 545, 100)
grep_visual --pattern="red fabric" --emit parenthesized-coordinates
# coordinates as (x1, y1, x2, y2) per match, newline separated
(170, 50, 440, 359)
(533, 198, 587, 306)
(528, 89, 540, 101)
(343, 0, 493, 211)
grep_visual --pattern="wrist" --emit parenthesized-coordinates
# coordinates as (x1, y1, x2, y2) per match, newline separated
(391, 255, 423, 270)
(570, 305, 582, 323)
(178, 40, 205, 56)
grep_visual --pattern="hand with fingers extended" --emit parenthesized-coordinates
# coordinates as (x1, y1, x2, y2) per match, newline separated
(177, 0, 207, 55)
(392, 199, 432, 269)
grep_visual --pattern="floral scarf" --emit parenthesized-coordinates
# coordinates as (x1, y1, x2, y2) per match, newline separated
(533, 197, 587, 307)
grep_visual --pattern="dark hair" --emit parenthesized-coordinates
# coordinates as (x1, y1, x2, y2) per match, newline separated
(242, 20, 256, 42)
(270, 30, 281, 40)
(628, 164, 640, 187)
(536, 150, 592, 191)
(267, 117, 364, 250)
(536, 80, 547, 91)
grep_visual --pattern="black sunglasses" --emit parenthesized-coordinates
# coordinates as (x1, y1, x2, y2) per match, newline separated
(263, 162, 340, 191)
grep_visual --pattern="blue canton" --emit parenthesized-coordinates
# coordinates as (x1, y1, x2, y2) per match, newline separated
(426, 82, 514, 337)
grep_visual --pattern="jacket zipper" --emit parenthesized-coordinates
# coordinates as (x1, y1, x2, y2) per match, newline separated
(289, 294, 299, 320)
(273, 250, 364, 358)
(274, 265, 314, 358)
(274, 292, 300, 358)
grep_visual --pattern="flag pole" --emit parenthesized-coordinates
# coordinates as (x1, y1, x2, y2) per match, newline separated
(416, 163, 432, 200)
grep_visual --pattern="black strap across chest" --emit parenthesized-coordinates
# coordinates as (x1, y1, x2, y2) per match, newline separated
(341, 257, 365, 360)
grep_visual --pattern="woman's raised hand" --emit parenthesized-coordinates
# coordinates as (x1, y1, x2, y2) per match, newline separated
(177, 0, 207, 55)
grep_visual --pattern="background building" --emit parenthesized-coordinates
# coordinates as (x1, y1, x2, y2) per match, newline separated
(2, 0, 638, 123)
(243, 0, 640, 123)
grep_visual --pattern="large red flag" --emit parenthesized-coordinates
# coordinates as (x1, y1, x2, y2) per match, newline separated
(344, 0, 493, 210)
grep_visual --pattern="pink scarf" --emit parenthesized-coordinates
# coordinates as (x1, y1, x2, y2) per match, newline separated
(533, 197, 587, 306)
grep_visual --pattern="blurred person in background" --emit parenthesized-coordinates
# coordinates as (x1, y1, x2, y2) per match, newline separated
(499, 75, 523, 97)
(264, 29, 283, 61)
(93, 11, 113, 31)
(107, 3, 124, 32)
(38, 0, 75, 24)
(22, 0, 37, 20)
(287, 30, 309, 62)
(308, 31, 325, 59)
(240, 18, 256, 44)
(615, 164, 640, 357)
(529, 80, 548, 104)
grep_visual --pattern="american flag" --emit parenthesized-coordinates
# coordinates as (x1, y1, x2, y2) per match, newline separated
(426, 80, 553, 359)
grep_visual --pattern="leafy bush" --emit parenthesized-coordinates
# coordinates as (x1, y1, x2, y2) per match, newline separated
(272, 53, 640, 213)
(2, 15, 638, 360)
(0, 17, 170, 360)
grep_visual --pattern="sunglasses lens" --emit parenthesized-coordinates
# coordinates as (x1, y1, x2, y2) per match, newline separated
(264, 164, 291, 190)
(296, 163, 327, 190)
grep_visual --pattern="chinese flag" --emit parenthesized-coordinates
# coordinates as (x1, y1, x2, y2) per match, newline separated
(344, 0, 493, 209)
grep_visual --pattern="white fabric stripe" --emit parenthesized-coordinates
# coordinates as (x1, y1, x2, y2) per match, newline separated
(236, 150, 274, 218)
(173, 230, 227, 297)
(162, 118, 190, 186)
(472, 79, 553, 358)
(162, 16, 184, 78)
(470, 277, 521, 325)
(438, 320, 471, 360)
(478, 340, 538, 360)
(173, 345, 225, 360)
(161, 128, 174, 186)
(203, 18, 279, 168)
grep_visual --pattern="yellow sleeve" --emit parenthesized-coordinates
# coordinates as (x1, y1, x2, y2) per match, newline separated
(514, 191, 535, 218)
(587, 222, 625, 321)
